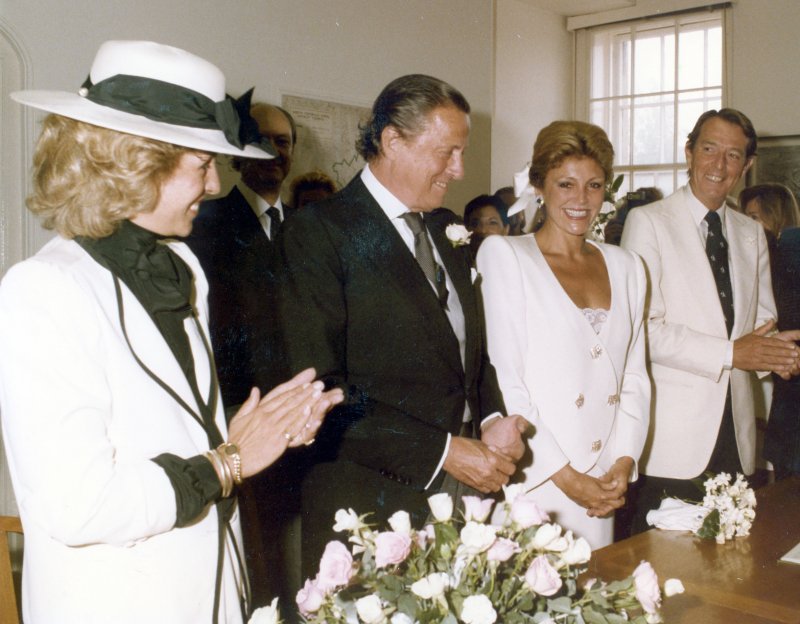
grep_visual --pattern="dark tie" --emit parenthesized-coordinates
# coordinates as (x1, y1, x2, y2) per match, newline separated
(704, 210, 735, 336)
(266, 206, 281, 241)
(401, 212, 449, 309)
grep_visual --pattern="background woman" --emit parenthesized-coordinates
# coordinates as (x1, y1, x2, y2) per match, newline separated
(0, 40, 342, 623)
(477, 121, 650, 548)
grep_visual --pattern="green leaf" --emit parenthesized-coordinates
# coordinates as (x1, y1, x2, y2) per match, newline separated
(697, 508, 720, 540)
(548, 596, 573, 613)
(582, 607, 610, 624)
(605, 613, 631, 624)
(397, 593, 418, 618)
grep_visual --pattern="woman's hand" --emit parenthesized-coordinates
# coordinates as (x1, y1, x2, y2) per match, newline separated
(550, 463, 626, 518)
(226, 368, 344, 479)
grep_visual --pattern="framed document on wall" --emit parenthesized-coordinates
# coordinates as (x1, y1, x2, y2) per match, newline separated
(747, 135, 800, 203)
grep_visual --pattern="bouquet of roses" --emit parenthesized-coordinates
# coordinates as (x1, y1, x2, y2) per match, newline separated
(294, 485, 683, 624)
(695, 472, 757, 544)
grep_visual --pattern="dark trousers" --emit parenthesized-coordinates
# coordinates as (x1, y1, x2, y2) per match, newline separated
(630, 387, 745, 535)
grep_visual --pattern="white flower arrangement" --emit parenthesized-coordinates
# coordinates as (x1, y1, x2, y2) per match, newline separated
(445, 224, 472, 248)
(292, 488, 682, 624)
(696, 472, 757, 544)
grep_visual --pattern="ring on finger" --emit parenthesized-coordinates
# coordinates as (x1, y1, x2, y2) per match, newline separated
(283, 431, 293, 441)
(304, 438, 315, 446)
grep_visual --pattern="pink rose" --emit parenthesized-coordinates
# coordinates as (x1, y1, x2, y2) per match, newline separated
(462, 496, 494, 522)
(374, 531, 412, 568)
(524, 555, 563, 596)
(633, 561, 661, 614)
(510, 493, 550, 528)
(296, 578, 325, 616)
(315, 541, 354, 593)
(487, 537, 521, 562)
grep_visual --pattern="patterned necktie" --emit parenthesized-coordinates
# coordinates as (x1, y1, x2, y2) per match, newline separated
(705, 210, 735, 336)
(266, 206, 281, 241)
(401, 212, 449, 309)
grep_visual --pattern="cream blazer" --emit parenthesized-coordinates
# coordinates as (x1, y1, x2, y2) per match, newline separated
(621, 185, 776, 479)
(0, 237, 244, 623)
(477, 235, 650, 489)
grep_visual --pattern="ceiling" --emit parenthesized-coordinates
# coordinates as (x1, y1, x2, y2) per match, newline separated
(516, 0, 636, 17)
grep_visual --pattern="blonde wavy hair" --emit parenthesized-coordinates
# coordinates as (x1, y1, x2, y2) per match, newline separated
(28, 115, 188, 239)
(529, 120, 614, 189)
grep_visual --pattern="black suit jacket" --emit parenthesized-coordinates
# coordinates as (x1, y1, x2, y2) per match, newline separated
(278, 174, 505, 573)
(764, 227, 800, 472)
(184, 186, 288, 409)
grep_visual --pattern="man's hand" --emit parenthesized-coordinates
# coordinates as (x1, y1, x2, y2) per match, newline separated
(443, 436, 517, 493)
(733, 321, 800, 379)
(481, 414, 531, 463)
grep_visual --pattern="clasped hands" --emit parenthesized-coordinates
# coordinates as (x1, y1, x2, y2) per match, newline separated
(443, 414, 530, 493)
(734, 320, 800, 380)
(226, 368, 344, 480)
(551, 456, 635, 518)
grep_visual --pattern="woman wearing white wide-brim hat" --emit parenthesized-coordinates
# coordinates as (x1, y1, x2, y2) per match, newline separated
(0, 40, 343, 624)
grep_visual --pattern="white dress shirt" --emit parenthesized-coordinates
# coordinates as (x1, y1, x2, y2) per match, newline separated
(240, 184, 285, 240)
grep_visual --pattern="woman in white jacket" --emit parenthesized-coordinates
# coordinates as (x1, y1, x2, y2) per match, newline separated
(0, 40, 342, 623)
(477, 121, 650, 548)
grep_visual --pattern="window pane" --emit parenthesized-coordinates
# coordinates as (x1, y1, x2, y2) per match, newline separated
(632, 94, 675, 164)
(632, 170, 676, 197)
(633, 27, 675, 94)
(677, 88, 722, 161)
(592, 99, 631, 166)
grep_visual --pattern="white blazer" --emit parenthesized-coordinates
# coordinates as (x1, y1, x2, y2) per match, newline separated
(477, 235, 650, 488)
(621, 185, 776, 479)
(0, 237, 245, 623)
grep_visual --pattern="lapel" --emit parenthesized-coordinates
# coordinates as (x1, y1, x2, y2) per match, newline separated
(725, 210, 758, 336)
(342, 178, 464, 376)
(669, 194, 730, 337)
(427, 213, 481, 384)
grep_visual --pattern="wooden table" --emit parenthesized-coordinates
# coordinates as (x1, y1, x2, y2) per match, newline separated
(587, 477, 800, 623)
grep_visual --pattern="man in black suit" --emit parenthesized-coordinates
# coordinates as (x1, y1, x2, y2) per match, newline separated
(279, 74, 528, 577)
(184, 103, 298, 608)
(185, 102, 296, 407)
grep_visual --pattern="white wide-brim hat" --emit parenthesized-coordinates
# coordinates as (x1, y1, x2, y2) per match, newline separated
(11, 40, 274, 159)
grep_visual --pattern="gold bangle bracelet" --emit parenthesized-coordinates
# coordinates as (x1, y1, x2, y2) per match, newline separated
(218, 442, 243, 485)
(205, 449, 233, 498)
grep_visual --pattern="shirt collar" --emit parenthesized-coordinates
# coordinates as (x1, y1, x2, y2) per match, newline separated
(685, 183, 726, 230)
(361, 163, 410, 221)
(239, 184, 284, 220)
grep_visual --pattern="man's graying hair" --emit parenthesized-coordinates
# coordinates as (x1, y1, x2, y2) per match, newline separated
(356, 74, 470, 161)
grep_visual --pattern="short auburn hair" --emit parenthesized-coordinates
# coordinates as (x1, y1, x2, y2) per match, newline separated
(529, 120, 614, 189)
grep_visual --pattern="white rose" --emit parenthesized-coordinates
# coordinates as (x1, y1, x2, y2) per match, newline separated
(333, 508, 361, 532)
(460, 521, 497, 555)
(248, 597, 280, 624)
(427, 493, 454, 522)
(501, 483, 526, 505)
(445, 223, 472, 247)
(561, 535, 591, 566)
(356, 594, 386, 624)
(411, 572, 450, 599)
(532, 523, 563, 550)
(388, 510, 412, 535)
(460, 594, 497, 624)
(664, 578, 685, 597)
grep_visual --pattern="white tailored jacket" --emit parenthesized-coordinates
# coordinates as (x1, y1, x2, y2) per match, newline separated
(621, 185, 776, 479)
(477, 234, 650, 489)
(0, 237, 244, 624)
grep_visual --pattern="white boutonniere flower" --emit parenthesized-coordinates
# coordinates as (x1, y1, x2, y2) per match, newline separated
(446, 224, 472, 248)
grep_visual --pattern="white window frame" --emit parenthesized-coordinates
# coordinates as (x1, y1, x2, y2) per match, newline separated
(575, 6, 733, 196)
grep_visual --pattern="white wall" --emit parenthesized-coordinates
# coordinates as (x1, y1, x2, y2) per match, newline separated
(1, 0, 494, 254)
(491, 0, 572, 192)
(729, 0, 800, 137)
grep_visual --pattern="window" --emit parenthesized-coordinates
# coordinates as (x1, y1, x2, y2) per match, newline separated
(578, 10, 725, 196)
